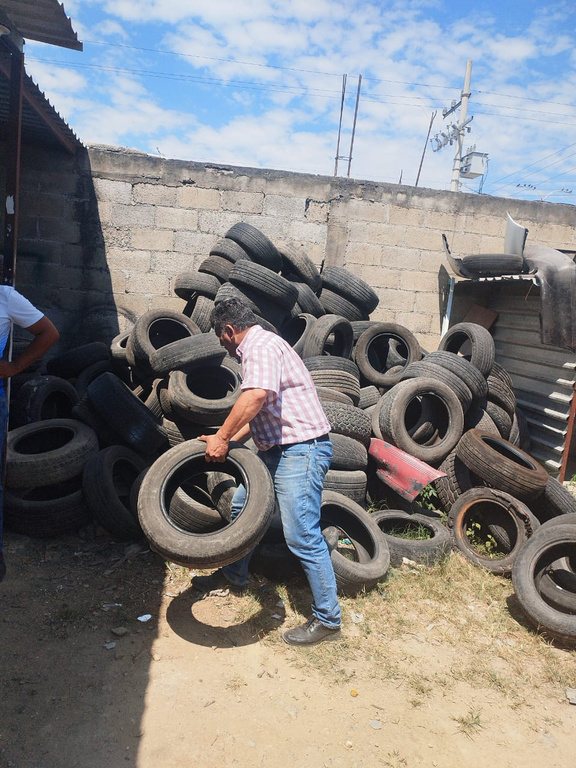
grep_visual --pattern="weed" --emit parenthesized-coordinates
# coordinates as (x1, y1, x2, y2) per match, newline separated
(225, 674, 247, 692)
(454, 707, 483, 739)
(415, 484, 440, 511)
(465, 520, 502, 558)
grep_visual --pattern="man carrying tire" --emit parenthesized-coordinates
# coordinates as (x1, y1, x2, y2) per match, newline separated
(194, 298, 341, 647)
(0, 288, 59, 581)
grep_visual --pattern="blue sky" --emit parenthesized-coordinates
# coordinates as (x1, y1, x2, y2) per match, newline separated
(24, 0, 576, 203)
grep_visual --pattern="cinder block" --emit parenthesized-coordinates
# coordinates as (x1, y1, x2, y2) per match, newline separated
(20, 192, 65, 219)
(109, 203, 155, 229)
(463, 215, 506, 237)
(352, 265, 400, 290)
(367, 223, 407, 247)
(148, 294, 186, 312)
(389, 206, 426, 227)
(150, 251, 194, 276)
(115, 295, 151, 323)
(394, 311, 432, 334)
(126, 272, 170, 295)
(419, 250, 446, 273)
(173, 230, 218, 255)
(38, 218, 81, 244)
(289, 220, 327, 246)
(155, 206, 199, 230)
(93, 178, 132, 204)
(105, 248, 151, 272)
(132, 228, 174, 251)
(399, 270, 436, 293)
(478, 235, 503, 253)
(404, 227, 440, 251)
(178, 186, 221, 210)
(376, 288, 415, 312)
(198, 210, 246, 235)
(133, 183, 178, 207)
(305, 200, 329, 223)
(424, 210, 466, 233)
(222, 191, 264, 214)
(414, 291, 442, 315)
(450, 231, 483, 254)
(109, 269, 127, 293)
(345, 242, 383, 266)
(343, 198, 389, 224)
(263, 195, 305, 219)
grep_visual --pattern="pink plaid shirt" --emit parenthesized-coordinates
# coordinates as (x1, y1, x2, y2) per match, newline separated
(237, 325, 330, 450)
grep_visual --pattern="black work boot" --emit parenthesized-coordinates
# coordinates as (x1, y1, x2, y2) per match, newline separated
(283, 616, 341, 647)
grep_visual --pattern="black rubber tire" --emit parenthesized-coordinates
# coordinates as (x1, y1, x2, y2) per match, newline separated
(209, 237, 252, 263)
(463, 404, 499, 436)
(206, 471, 237, 521)
(323, 469, 367, 506)
(433, 449, 479, 512)
(278, 241, 322, 292)
(424, 350, 488, 401)
(320, 490, 390, 594)
(225, 222, 283, 272)
(488, 360, 514, 390)
(167, 360, 242, 426)
(229, 261, 298, 310)
(11, 375, 79, 427)
(438, 322, 495, 377)
(301, 315, 354, 359)
(167, 484, 226, 533)
(485, 400, 513, 439)
(512, 524, 576, 644)
(74, 361, 116, 399)
(198, 255, 233, 282)
(287, 279, 325, 317)
(354, 323, 421, 388)
(321, 266, 379, 314)
(143, 378, 170, 420)
(189, 295, 215, 333)
(126, 310, 201, 379)
(45, 342, 111, 379)
(358, 386, 381, 410)
(82, 446, 148, 541)
(449, 487, 537, 575)
(161, 416, 212, 447)
(281, 313, 317, 355)
(460, 252, 524, 276)
(4, 476, 92, 537)
(174, 271, 221, 301)
(315, 387, 353, 406)
(401, 360, 473, 413)
(309, 370, 360, 405)
(137, 440, 275, 568)
(71, 394, 119, 449)
(376, 378, 464, 465)
(456, 429, 548, 502)
(303, 355, 360, 378)
(370, 509, 451, 567)
(87, 372, 168, 457)
(6, 419, 99, 489)
(509, 407, 531, 452)
(110, 330, 130, 365)
(351, 320, 379, 341)
(318, 289, 369, 322)
(487, 374, 516, 417)
(330, 433, 368, 470)
(214, 281, 289, 330)
(321, 402, 372, 447)
(149, 333, 225, 376)
(529, 477, 576, 523)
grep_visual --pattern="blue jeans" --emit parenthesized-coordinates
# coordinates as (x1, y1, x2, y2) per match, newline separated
(223, 436, 341, 628)
(0, 388, 7, 553)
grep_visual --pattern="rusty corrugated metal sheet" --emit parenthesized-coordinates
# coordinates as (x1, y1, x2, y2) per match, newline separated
(0, 0, 81, 50)
(486, 286, 576, 473)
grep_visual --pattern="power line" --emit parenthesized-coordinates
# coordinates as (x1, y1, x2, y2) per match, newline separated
(484, 142, 576, 189)
(477, 89, 576, 108)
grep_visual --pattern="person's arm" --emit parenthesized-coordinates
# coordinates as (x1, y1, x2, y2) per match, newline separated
(199, 388, 267, 462)
(0, 316, 59, 379)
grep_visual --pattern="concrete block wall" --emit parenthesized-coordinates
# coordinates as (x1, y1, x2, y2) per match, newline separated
(11, 143, 576, 354)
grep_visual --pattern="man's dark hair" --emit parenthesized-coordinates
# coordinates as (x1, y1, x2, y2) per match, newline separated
(211, 298, 258, 336)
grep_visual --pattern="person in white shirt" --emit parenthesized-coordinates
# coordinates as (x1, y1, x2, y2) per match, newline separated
(0, 286, 59, 582)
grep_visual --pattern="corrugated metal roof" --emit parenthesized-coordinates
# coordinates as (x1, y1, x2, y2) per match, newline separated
(0, 64, 81, 152)
(0, 0, 81, 50)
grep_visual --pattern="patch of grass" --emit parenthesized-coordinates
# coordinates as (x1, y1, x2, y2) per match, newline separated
(225, 674, 247, 692)
(454, 707, 483, 739)
(465, 520, 503, 558)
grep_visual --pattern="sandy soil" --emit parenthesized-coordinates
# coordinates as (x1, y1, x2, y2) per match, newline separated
(2, 527, 575, 768)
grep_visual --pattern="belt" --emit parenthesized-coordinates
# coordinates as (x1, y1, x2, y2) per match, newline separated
(280, 434, 330, 449)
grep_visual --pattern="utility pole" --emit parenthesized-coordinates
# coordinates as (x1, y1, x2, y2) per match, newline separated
(415, 110, 437, 187)
(450, 60, 473, 192)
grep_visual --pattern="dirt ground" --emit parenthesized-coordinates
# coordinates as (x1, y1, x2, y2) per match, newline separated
(2, 525, 575, 768)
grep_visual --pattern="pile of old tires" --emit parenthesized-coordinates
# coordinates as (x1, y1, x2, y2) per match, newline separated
(5, 221, 576, 630)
